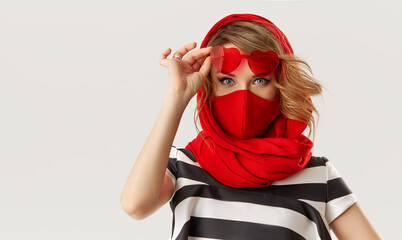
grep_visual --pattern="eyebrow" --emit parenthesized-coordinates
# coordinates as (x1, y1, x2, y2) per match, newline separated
(219, 73, 259, 78)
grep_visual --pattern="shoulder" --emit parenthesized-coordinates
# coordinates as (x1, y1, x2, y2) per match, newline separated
(169, 145, 178, 158)
(169, 146, 196, 160)
(306, 155, 328, 168)
(306, 155, 343, 181)
(167, 146, 201, 174)
(307, 155, 339, 173)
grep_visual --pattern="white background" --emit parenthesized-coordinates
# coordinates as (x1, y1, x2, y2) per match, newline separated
(0, 0, 400, 239)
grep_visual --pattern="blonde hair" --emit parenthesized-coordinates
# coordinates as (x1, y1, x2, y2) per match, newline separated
(194, 20, 324, 142)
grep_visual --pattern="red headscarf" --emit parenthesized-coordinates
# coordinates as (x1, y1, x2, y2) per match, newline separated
(185, 13, 313, 188)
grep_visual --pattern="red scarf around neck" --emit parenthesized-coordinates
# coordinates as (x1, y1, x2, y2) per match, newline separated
(185, 13, 314, 188)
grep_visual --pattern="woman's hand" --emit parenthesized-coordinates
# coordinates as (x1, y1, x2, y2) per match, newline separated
(159, 42, 212, 103)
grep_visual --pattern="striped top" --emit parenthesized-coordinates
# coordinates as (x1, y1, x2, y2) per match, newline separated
(165, 146, 358, 240)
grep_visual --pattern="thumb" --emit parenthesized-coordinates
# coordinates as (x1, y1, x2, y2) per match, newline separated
(198, 56, 211, 79)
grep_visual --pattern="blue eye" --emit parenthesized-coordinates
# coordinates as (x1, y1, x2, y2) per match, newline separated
(254, 78, 270, 85)
(217, 77, 271, 86)
(218, 78, 234, 85)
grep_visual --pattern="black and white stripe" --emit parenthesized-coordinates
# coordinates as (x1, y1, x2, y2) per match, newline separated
(165, 146, 358, 240)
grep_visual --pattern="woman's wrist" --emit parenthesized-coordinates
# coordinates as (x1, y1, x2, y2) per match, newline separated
(165, 88, 191, 111)
(164, 89, 191, 112)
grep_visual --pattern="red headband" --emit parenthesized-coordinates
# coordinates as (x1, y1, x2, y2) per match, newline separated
(200, 13, 294, 55)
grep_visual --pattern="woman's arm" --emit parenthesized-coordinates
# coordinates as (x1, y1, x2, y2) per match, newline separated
(120, 92, 187, 220)
(120, 42, 212, 220)
(330, 202, 382, 240)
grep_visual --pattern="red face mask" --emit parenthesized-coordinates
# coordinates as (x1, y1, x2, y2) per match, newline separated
(211, 90, 280, 140)
(210, 45, 280, 77)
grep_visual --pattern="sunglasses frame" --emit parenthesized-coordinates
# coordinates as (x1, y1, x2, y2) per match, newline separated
(210, 45, 280, 77)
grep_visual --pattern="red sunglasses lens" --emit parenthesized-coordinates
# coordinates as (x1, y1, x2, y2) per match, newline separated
(211, 46, 224, 72)
(210, 45, 279, 77)
(249, 50, 279, 77)
(211, 46, 242, 74)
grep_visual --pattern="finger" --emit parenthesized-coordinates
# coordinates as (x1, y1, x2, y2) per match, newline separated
(172, 42, 197, 59)
(191, 49, 212, 71)
(159, 48, 172, 67)
(191, 54, 207, 72)
(191, 59, 202, 72)
(198, 56, 212, 79)
(184, 46, 213, 66)
(160, 48, 171, 61)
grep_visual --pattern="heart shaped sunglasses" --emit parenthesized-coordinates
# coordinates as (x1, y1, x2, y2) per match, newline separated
(210, 45, 280, 77)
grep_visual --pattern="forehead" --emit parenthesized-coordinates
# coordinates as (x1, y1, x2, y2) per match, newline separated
(221, 43, 246, 54)
(222, 42, 236, 48)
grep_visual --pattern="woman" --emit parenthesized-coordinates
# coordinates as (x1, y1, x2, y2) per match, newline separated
(120, 13, 381, 239)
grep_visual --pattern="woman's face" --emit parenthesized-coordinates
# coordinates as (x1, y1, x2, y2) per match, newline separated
(210, 43, 278, 100)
